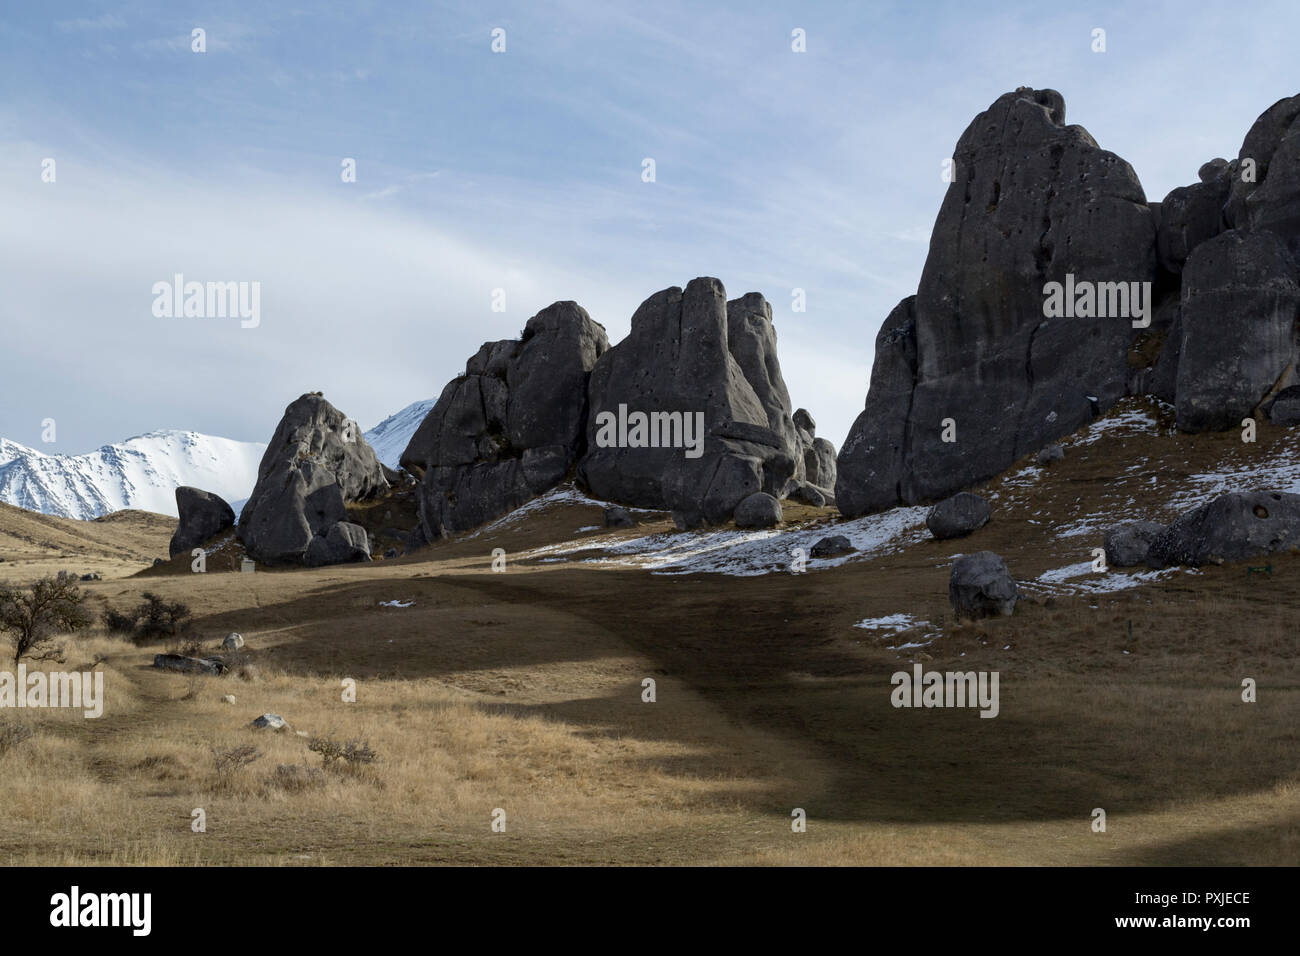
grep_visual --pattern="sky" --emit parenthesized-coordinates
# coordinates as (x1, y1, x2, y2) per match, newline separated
(1, 0, 1297, 455)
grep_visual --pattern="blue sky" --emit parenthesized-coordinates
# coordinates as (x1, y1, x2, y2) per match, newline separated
(1, 0, 1297, 454)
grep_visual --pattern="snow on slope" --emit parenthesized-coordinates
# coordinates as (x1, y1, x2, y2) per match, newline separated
(0, 431, 266, 520)
(363, 398, 434, 469)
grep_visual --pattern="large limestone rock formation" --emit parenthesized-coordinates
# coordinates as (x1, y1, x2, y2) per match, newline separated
(401, 301, 609, 539)
(1174, 230, 1300, 431)
(238, 393, 387, 565)
(577, 278, 819, 525)
(169, 487, 235, 558)
(837, 88, 1157, 516)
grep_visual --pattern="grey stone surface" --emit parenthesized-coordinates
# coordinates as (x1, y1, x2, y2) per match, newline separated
(1174, 230, 1300, 432)
(403, 302, 609, 539)
(926, 492, 991, 540)
(837, 89, 1155, 516)
(579, 280, 805, 526)
(239, 394, 388, 565)
(809, 534, 854, 558)
(1267, 385, 1300, 425)
(949, 551, 1019, 618)
(733, 492, 782, 528)
(170, 487, 236, 558)
(1147, 491, 1300, 567)
(1103, 520, 1166, 567)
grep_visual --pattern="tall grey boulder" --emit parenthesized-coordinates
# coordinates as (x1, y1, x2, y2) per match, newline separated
(1174, 230, 1300, 431)
(837, 89, 1156, 516)
(1225, 94, 1300, 234)
(791, 407, 836, 491)
(577, 278, 807, 525)
(169, 487, 235, 558)
(402, 301, 609, 539)
(238, 393, 388, 565)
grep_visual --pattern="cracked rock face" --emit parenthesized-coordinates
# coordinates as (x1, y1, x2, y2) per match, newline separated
(837, 88, 1156, 516)
(169, 486, 235, 558)
(1174, 229, 1300, 432)
(238, 393, 388, 565)
(402, 301, 609, 539)
(578, 278, 817, 524)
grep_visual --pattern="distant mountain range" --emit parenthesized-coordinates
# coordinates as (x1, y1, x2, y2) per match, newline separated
(362, 398, 435, 470)
(0, 398, 433, 521)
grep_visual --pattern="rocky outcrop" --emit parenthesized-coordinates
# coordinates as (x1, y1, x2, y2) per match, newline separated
(238, 393, 388, 565)
(949, 552, 1019, 618)
(578, 279, 813, 525)
(304, 521, 371, 567)
(402, 301, 608, 539)
(837, 89, 1157, 516)
(792, 408, 837, 491)
(1146, 491, 1300, 568)
(169, 487, 235, 558)
(1174, 230, 1300, 432)
(839, 89, 1300, 520)
(1154, 95, 1300, 433)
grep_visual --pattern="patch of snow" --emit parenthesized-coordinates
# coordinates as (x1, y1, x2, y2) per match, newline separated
(854, 613, 923, 634)
(541, 505, 931, 576)
(379, 599, 414, 608)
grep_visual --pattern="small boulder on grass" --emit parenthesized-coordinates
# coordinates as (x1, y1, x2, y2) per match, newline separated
(604, 506, 635, 528)
(734, 493, 782, 529)
(926, 492, 991, 540)
(221, 632, 244, 650)
(810, 534, 854, 558)
(1037, 444, 1065, 466)
(251, 713, 288, 731)
(153, 654, 225, 676)
(949, 551, 1019, 618)
(1103, 521, 1165, 567)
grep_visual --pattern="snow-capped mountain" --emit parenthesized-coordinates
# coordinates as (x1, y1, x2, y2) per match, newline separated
(363, 398, 434, 469)
(0, 431, 266, 520)
(0, 397, 429, 522)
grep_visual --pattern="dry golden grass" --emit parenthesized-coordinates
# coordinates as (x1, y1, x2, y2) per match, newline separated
(0, 400, 1297, 865)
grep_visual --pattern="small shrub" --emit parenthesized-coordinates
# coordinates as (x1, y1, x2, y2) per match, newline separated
(101, 592, 193, 644)
(0, 575, 92, 664)
(103, 608, 136, 634)
(209, 743, 262, 789)
(307, 734, 379, 772)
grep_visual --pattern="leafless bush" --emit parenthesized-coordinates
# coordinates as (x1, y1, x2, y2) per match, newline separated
(0, 575, 91, 664)
(209, 743, 262, 789)
(307, 734, 379, 772)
